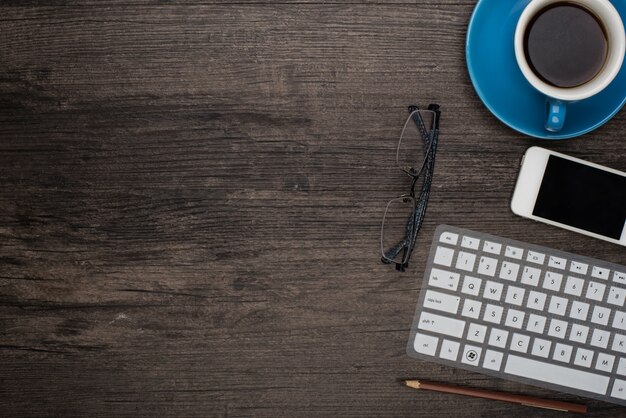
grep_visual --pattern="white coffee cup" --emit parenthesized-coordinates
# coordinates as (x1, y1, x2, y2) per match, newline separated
(514, 0, 626, 131)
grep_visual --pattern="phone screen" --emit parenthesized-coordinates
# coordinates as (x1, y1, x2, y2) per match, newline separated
(533, 155, 626, 239)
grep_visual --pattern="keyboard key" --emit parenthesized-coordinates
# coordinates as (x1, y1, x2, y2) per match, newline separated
(564, 276, 584, 297)
(499, 261, 520, 282)
(548, 296, 568, 316)
(423, 290, 461, 314)
(439, 231, 458, 245)
(617, 358, 626, 376)
(467, 323, 488, 343)
(439, 339, 460, 361)
(542, 271, 562, 292)
(526, 314, 546, 334)
(609, 286, 626, 307)
(461, 299, 482, 319)
(505, 246, 523, 260)
(586, 281, 606, 302)
(461, 236, 480, 250)
(488, 328, 508, 348)
(505, 286, 525, 306)
(548, 256, 566, 269)
(482, 280, 503, 301)
(612, 334, 626, 353)
(611, 379, 626, 400)
(591, 305, 611, 326)
(505, 355, 609, 395)
(614, 311, 626, 331)
(429, 268, 461, 292)
(505, 309, 525, 329)
(417, 312, 465, 338)
(548, 319, 568, 339)
(433, 246, 455, 267)
(574, 348, 594, 368)
(461, 345, 482, 366)
(568, 324, 589, 344)
(482, 241, 501, 255)
(510, 333, 530, 353)
(483, 304, 504, 324)
(483, 350, 503, 371)
(477, 256, 498, 277)
(461, 276, 481, 296)
(569, 260, 588, 275)
(595, 353, 615, 373)
(614, 271, 626, 285)
(521, 266, 541, 287)
(526, 250, 545, 265)
(592, 266, 610, 280)
(413, 333, 439, 356)
(553, 343, 573, 363)
(569, 301, 590, 321)
(456, 251, 476, 272)
(590, 328, 610, 349)
(531, 338, 551, 358)
(527, 291, 547, 311)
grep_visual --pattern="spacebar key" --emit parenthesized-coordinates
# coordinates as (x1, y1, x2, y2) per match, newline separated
(504, 355, 609, 395)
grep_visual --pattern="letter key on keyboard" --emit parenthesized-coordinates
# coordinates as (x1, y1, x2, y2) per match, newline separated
(408, 225, 626, 406)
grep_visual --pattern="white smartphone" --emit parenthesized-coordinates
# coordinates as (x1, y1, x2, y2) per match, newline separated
(511, 146, 626, 247)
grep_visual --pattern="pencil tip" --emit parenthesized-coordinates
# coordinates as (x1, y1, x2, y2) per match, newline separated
(404, 380, 421, 389)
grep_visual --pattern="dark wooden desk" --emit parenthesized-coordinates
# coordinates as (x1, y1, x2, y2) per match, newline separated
(1, 2, 625, 416)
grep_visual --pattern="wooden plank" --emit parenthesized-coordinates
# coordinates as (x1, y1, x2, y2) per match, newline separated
(0, 2, 624, 416)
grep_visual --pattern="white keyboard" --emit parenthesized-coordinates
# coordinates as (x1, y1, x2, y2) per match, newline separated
(408, 225, 626, 406)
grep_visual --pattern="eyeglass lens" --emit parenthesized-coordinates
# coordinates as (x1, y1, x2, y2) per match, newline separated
(396, 110, 436, 176)
(381, 196, 416, 265)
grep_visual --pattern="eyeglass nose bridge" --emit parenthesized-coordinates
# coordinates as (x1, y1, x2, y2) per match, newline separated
(402, 166, 419, 176)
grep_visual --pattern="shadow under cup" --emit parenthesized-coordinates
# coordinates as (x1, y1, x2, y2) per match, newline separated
(514, 0, 626, 132)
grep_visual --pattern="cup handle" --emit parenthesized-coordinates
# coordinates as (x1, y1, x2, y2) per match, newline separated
(545, 99, 566, 132)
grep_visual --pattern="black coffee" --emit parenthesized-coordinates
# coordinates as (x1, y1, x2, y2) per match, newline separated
(524, 3, 608, 88)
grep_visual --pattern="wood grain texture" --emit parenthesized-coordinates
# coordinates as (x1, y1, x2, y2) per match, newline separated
(0, 2, 624, 417)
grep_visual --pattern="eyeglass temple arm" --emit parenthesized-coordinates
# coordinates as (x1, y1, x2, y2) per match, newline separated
(401, 114, 440, 269)
(412, 124, 439, 228)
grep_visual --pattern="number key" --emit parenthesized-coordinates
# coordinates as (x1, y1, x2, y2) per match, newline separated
(477, 256, 498, 276)
(586, 281, 606, 302)
(542, 271, 563, 291)
(499, 261, 520, 281)
(609, 286, 626, 307)
(564, 276, 584, 297)
(521, 266, 541, 286)
(456, 251, 476, 272)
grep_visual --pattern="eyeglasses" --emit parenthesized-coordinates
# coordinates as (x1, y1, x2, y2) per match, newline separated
(381, 104, 441, 271)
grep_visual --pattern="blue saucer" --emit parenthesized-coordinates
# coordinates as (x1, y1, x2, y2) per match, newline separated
(466, 0, 626, 139)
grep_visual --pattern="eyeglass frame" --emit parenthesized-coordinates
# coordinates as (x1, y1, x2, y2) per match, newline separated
(381, 103, 441, 272)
